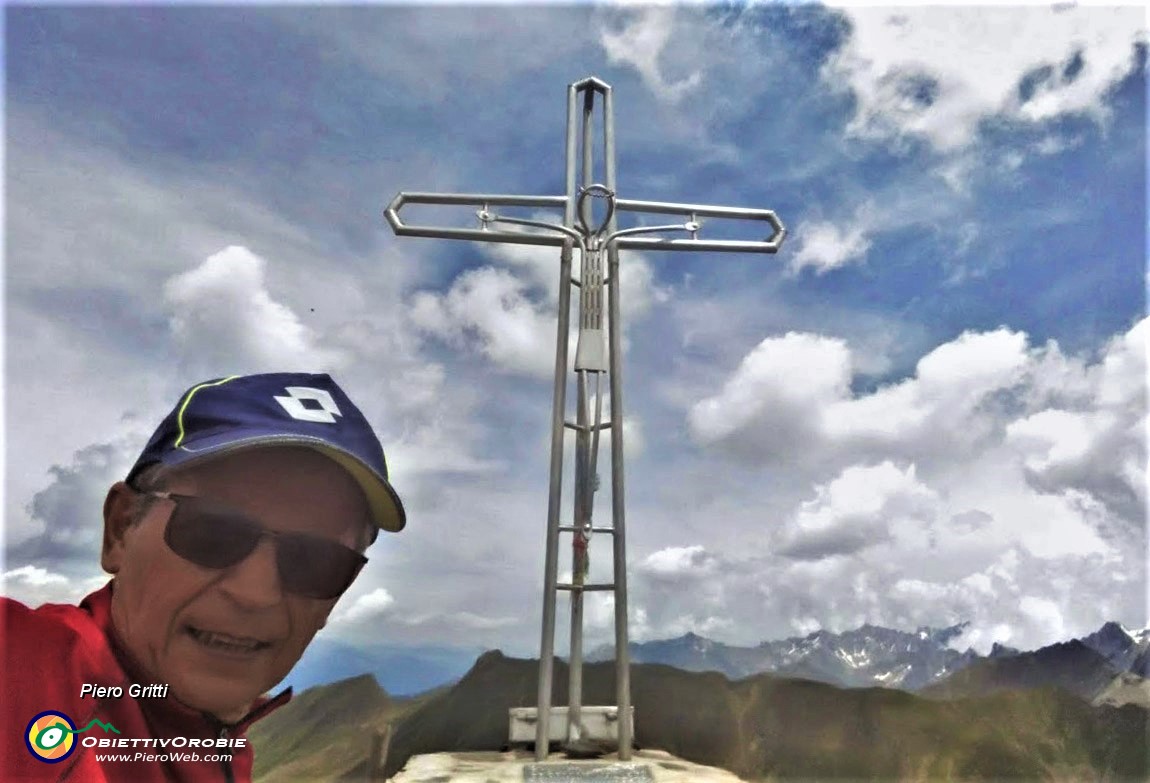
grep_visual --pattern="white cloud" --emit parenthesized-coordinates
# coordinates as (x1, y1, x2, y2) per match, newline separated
(164, 245, 349, 375)
(2, 566, 107, 608)
(639, 545, 715, 578)
(687, 332, 852, 457)
(446, 612, 521, 631)
(791, 616, 821, 636)
(571, 505, 1128, 651)
(6, 429, 152, 561)
(780, 462, 939, 560)
(946, 621, 1015, 655)
(676, 318, 1144, 650)
(384, 417, 505, 482)
(1005, 320, 1146, 522)
(4, 565, 69, 589)
(330, 586, 518, 637)
(480, 228, 570, 306)
(1033, 134, 1084, 157)
(620, 415, 644, 459)
(1007, 409, 1106, 473)
(599, 6, 703, 104)
(691, 321, 1143, 516)
(333, 587, 396, 625)
(409, 266, 556, 378)
(595, 599, 734, 645)
(1018, 595, 1068, 643)
(689, 327, 1037, 466)
(825, 6, 1146, 152)
(1096, 317, 1146, 409)
(620, 544, 730, 644)
(396, 611, 520, 632)
(614, 251, 672, 321)
(913, 328, 1029, 401)
(770, 528, 1126, 653)
(308, 285, 498, 488)
(789, 219, 872, 276)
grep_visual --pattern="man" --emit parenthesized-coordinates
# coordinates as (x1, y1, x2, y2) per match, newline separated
(2, 373, 405, 782)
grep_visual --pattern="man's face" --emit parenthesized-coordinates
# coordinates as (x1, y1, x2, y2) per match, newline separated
(102, 446, 371, 723)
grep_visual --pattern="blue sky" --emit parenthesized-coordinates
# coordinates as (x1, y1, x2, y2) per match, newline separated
(3, 3, 1147, 660)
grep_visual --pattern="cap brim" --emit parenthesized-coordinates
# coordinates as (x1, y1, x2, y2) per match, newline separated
(314, 447, 406, 533)
(156, 431, 406, 532)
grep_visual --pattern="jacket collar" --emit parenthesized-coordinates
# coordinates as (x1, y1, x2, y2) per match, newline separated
(81, 582, 293, 737)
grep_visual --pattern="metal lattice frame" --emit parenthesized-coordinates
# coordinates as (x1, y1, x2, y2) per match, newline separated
(384, 76, 786, 763)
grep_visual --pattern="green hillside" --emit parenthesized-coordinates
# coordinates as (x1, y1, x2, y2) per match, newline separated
(249, 673, 442, 782)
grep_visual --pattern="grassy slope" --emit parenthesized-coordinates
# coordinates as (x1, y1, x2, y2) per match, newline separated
(249, 674, 443, 782)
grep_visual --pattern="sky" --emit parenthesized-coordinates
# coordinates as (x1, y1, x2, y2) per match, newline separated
(2, 2, 1147, 662)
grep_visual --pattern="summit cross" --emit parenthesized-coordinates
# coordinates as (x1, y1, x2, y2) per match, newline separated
(384, 76, 786, 762)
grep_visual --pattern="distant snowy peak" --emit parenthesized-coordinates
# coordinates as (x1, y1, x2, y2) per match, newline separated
(1079, 621, 1149, 673)
(1095, 621, 1134, 643)
(768, 621, 981, 690)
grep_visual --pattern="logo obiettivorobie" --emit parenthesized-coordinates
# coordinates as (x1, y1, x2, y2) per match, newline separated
(25, 711, 120, 763)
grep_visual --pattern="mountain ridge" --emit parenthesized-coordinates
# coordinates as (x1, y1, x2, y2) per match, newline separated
(249, 649, 1150, 782)
(282, 621, 1150, 701)
(586, 620, 1148, 693)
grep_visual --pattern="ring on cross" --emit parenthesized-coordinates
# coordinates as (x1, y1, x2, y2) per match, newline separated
(577, 184, 616, 237)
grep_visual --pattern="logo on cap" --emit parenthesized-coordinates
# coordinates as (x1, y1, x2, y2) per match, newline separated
(274, 387, 342, 424)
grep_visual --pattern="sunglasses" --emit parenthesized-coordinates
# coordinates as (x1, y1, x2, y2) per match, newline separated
(142, 491, 367, 600)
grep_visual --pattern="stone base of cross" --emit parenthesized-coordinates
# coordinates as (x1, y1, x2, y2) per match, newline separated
(385, 76, 785, 763)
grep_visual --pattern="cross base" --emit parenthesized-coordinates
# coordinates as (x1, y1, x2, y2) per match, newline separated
(509, 706, 635, 750)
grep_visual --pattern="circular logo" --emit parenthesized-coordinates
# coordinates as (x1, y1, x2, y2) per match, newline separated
(25, 711, 77, 763)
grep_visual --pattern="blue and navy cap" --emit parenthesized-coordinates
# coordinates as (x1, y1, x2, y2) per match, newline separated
(126, 373, 405, 533)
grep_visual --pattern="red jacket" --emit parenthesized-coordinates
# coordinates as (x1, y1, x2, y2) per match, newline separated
(1, 583, 291, 782)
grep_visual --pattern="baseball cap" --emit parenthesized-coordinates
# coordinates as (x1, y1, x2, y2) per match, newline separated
(126, 373, 405, 533)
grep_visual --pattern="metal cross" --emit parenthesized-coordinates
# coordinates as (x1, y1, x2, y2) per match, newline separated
(384, 76, 785, 762)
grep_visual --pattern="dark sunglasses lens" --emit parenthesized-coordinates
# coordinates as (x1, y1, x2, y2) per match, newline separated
(165, 502, 261, 570)
(276, 536, 364, 599)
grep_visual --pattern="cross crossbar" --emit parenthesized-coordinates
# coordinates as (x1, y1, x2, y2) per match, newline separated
(385, 192, 786, 252)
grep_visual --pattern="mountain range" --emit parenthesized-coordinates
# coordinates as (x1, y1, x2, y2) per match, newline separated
(586, 620, 1150, 695)
(284, 621, 1150, 700)
(250, 648, 1150, 782)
